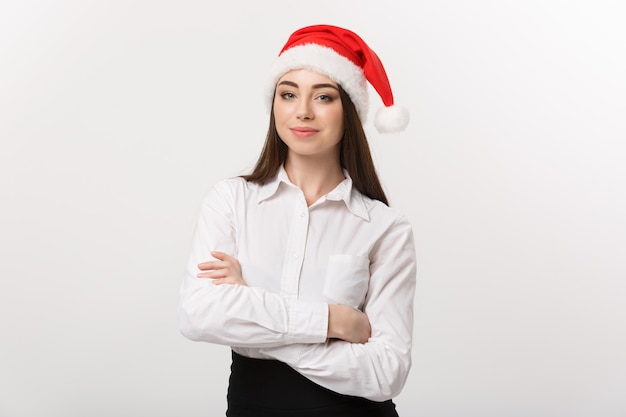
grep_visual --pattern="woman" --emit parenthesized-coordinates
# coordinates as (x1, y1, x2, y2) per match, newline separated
(179, 24, 416, 416)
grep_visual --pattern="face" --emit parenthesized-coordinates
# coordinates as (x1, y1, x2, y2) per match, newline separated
(273, 69, 345, 161)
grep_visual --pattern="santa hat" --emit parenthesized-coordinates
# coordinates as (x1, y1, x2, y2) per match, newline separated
(265, 24, 409, 133)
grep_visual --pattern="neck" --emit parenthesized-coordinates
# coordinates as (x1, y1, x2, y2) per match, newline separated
(284, 153, 345, 206)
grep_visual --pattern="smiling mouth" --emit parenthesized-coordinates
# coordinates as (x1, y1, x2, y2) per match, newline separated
(290, 127, 319, 138)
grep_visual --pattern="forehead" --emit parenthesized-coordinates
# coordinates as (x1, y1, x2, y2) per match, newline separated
(276, 68, 339, 88)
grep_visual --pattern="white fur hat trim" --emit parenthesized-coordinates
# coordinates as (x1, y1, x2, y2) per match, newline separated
(265, 43, 369, 122)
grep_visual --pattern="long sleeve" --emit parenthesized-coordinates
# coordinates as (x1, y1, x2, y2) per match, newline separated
(178, 180, 329, 347)
(256, 215, 417, 401)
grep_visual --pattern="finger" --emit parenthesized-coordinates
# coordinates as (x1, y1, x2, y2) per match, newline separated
(198, 260, 226, 270)
(211, 252, 240, 272)
(197, 261, 213, 270)
(211, 251, 238, 265)
(197, 269, 228, 279)
(210, 251, 228, 261)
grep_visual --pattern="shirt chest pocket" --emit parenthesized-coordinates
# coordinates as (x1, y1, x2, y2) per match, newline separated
(323, 254, 370, 310)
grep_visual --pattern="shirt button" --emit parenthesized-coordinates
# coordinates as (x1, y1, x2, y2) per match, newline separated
(300, 212, 306, 218)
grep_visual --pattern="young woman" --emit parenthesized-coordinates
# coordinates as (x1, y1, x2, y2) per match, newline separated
(179, 24, 416, 417)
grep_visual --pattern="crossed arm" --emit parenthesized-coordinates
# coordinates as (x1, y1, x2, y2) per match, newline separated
(197, 250, 372, 344)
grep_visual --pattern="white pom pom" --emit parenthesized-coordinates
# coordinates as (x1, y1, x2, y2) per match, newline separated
(374, 105, 410, 133)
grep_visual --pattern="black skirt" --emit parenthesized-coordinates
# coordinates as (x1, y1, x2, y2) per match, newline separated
(226, 350, 399, 417)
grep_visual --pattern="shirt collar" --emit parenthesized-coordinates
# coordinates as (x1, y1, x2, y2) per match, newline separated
(326, 170, 370, 221)
(257, 166, 370, 221)
(256, 166, 290, 203)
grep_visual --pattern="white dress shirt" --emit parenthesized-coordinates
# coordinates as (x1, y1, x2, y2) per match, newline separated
(178, 166, 417, 401)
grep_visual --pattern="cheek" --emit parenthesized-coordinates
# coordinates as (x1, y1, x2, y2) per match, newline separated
(273, 102, 292, 124)
(330, 120, 345, 144)
(273, 106, 289, 138)
(331, 104, 344, 127)
(331, 111, 345, 133)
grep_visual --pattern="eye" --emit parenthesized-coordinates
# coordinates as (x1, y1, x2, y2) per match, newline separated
(280, 92, 296, 100)
(317, 94, 334, 102)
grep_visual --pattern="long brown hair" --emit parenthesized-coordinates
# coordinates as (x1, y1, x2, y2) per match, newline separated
(242, 86, 389, 206)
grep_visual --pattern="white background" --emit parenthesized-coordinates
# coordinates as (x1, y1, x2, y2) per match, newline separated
(1, 1, 625, 416)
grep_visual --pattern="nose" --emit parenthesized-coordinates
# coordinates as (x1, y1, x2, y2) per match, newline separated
(296, 99, 313, 120)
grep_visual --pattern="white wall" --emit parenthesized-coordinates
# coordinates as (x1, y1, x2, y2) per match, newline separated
(1, 1, 625, 416)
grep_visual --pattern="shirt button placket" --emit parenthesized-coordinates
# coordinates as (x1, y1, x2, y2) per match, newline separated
(280, 203, 309, 299)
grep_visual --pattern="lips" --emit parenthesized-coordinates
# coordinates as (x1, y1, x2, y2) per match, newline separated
(290, 126, 319, 138)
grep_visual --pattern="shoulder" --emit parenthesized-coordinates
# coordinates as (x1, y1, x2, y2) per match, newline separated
(359, 192, 412, 229)
(201, 176, 258, 208)
(355, 193, 415, 249)
(205, 176, 257, 196)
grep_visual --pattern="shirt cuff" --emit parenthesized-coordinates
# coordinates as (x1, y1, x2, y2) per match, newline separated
(287, 300, 328, 344)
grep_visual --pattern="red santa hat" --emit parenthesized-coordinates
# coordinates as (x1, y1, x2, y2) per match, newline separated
(265, 24, 409, 133)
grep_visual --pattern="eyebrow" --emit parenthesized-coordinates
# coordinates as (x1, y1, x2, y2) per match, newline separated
(277, 80, 339, 91)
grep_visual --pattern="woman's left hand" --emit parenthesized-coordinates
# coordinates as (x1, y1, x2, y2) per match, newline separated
(197, 251, 247, 286)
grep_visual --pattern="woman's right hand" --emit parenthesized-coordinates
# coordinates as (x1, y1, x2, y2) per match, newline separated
(196, 251, 247, 286)
(327, 304, 371, 344)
